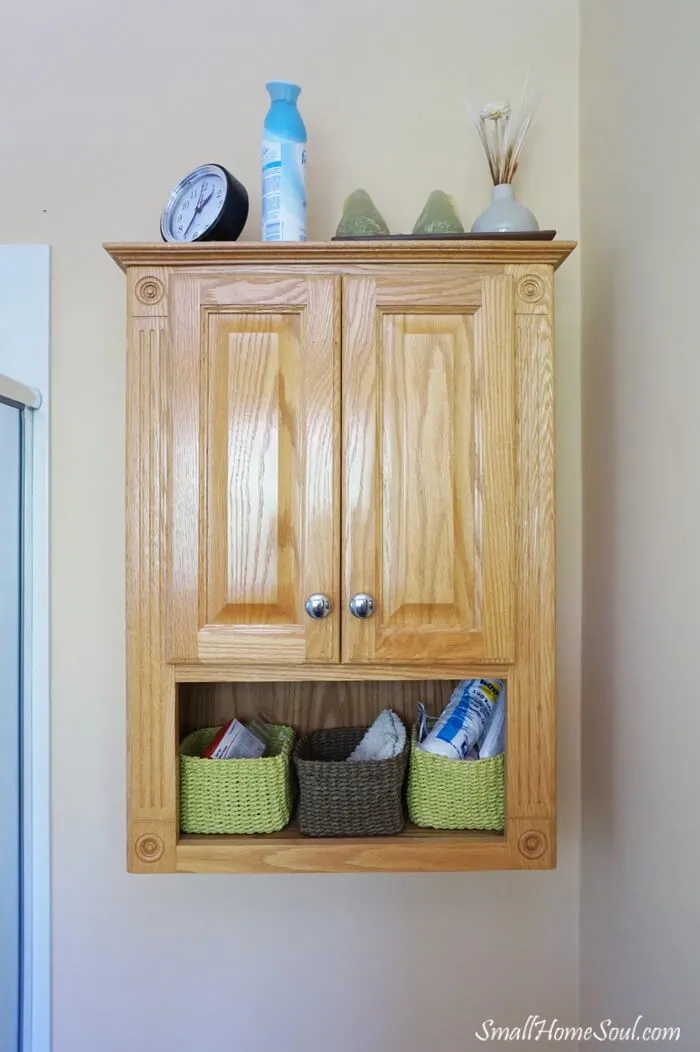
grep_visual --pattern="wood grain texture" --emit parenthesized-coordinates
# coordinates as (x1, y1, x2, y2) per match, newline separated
(166, 272, 339, 664)
(166, 273, 200, 661)
(504, 272, 556, 831)
(126, 315, 178, 872)
(204, 310, 302, 630)
(303, 276, 341, 662)
(479, 276, 515, 658)
(174, 662, 511, 682)
(342, 276, 376, 662)
(178, 679, 458, 736)
(352, 268, 485, 306)
(176, 828, 509, 874)
(105, 240, 577, 270)
(381, 313, 475, 633)
(198, 274, 309, 307)
(342, 271, 514, 663)
(196, 625, 306, 663)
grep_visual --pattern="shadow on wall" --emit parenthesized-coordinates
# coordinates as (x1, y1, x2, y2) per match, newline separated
(582, 247, 618, 846)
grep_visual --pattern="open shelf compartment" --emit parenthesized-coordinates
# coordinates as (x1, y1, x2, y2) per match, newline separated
(175, 678, 520, 874)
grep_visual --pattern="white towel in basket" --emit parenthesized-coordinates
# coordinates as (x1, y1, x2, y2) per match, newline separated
(347, 709, 406, 762)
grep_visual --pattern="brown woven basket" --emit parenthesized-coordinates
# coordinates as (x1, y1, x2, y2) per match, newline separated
(293, 726, 409, 837)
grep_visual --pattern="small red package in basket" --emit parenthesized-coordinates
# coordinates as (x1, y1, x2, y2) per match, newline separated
(204, 719, 266, 760)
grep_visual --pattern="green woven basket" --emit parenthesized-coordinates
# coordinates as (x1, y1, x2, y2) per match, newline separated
(179, 725, 294, 835)
(407, 727, 504, 831)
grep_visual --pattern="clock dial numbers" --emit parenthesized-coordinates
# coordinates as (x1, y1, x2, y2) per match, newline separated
(161, 163, 248, 243)
(161, 166, 228, 242)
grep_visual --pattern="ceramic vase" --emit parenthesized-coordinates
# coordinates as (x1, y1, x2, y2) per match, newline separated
(471, 183, 538, 233)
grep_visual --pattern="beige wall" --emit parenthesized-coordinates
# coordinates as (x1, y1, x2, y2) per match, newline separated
(1, 1, 580, 1048)
(580, 0, 700, 1044)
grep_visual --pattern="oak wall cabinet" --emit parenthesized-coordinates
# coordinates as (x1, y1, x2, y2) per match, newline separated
(106, 240, 575, 874)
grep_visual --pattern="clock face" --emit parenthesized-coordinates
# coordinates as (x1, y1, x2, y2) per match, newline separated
(161, 164, 227, 242)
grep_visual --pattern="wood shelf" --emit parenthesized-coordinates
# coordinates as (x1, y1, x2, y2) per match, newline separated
(176, 825, 511, 874)
(175, 663, 511, 683)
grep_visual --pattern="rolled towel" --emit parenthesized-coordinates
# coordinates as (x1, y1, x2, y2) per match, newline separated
(347, 709, 406, 762)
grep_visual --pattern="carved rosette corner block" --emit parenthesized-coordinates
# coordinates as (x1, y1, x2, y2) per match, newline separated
(135, 832, 165, 864)
(518, 829, 547, 860)
(135, 276, 165, 306)
(517, 274, 546, 306)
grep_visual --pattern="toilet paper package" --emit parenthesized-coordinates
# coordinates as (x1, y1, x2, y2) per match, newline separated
(476, 687, 506, 759)
(418, 679, 504, 760)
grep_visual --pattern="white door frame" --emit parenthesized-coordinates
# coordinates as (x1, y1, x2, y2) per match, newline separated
(0, 246, 51, 1052)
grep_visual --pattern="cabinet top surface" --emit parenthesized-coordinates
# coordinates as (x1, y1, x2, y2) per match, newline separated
(104, 239, 576, 271)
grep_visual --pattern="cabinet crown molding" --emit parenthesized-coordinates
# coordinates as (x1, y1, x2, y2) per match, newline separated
(105, 240, 577, 271)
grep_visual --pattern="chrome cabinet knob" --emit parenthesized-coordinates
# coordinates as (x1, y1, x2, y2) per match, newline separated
(305, 593, 331, 620)
(349, 593, 375, 619)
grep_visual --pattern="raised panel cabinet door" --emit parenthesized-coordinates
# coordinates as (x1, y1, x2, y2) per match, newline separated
(166, 272, 339, 664)
(342, 268, 515, 664)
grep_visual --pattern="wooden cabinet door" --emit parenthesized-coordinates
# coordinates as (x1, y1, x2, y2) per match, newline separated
(342, 268, 514, 664)
(166, 272, 339, 664)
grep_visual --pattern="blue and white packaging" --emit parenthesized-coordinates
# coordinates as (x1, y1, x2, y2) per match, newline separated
(262, 81, 307, 241)
(477, 686, 506, 759)
(418, 679, 504, 760)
